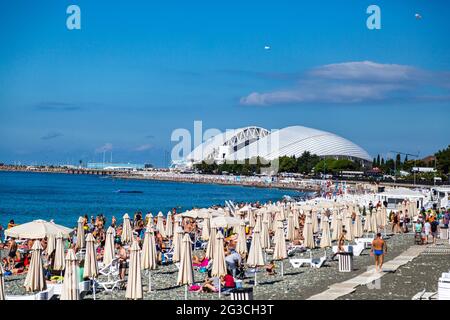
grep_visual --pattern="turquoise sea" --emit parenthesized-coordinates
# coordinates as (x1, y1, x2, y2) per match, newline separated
(0, 171, 301, 228)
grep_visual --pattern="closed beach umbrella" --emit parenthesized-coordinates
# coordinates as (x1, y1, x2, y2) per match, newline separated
(247, 227, 265, 286)
(376, 208, 382, 229)
(293, 209, 300, 229)
(255, 212, 263, 233)
(211, 231, 227, 298)
(141, 228, 157, 292)
(332, 213, 343, 241)
(53, 232, 65, 271)
(363, 212, 372, 233)
(103, 226, 115, 267)
(353, 212, 363, 238)
(156, 212, 166, 238)
(125, 241, 143, 300)
(24, 240, 46, 292)
(344, 213, 354, 241)
(236, 222, 248, 255)
(201, 217, 210, 241)
(83, 233, 98, 299)
(287, 213, 295, 241)
(60, 249, 79, 300)
(248, 208, 256, 228)
(263, 210, 273, 232)
(320, 216, 332, 248)
(76, 216, 85, 249)
(121, 213, 133, 244)
(273, 220, 287, 276)
(312, 210, 319, 234)
(330, 210, 338, 234)
(5, 219, 72, 240)
(177, 233, 194, 299)
(0, 265, 5, 300)
(146, 213, 154, 228)
(165, 212, 173, 238)
(172, 227, 184, 263)
(381, 207, 387, 229)
(371, 211, 378, 233)
(260, 221, 270, 250)
(205, 227, 217, 259)
(46, 234, 56, 256)
(303, 216, 315, 249)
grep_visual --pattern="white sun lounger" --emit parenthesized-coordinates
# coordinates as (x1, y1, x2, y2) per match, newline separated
(332, 242, 365, 257)
(6, 285, 55, 300)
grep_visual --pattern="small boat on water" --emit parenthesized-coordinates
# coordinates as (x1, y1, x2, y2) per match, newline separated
(115, 190, 144, 194)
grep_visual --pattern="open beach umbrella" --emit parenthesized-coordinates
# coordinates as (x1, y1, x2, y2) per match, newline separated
(141, 228, 157, 292)
(83, 233, 98, 300)
(210, 216, 241, 229)
(353, 212, 363, 238)
(121, 213, 133, 244)
(311, 210, 319, 234)
(156, 212, 167, 238)
(236, 222, 248, 255)
(46, 234, 56, 257)
(260, 221, 270, 251)
(60, 249, 79, 300)
(76, 216, 85, 249)
(0, 265, 5, 300)
(125, 240, 143, 300)
(201, 216, 211, 241)
(103, 226, 115, 267)
(287, 213, 295, 241)
(320, 216, 332, 248)
(273, 220, 287, 276)
(177, 233, 195, 300)
(211, 231, 227, 298)
(303, 215, 315, 249)
(165, 212, 173, 238)
(53, 232, 65, 272)
(173, 226, 184, 263)
(24, 240, 47, 292)
(205, 227, 217, 259)
(247, 227, 265, 286)
(5, 219, 72, 239)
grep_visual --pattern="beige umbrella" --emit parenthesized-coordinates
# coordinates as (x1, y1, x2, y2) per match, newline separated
(125, 240, 143, 300)
(330, 210, 338, 234)
(83, 233, 98, 299)
(210, 216, 241, 229)
(103, 226, 115, 267)
(263, 210, 273, 232)
(332, 213, 343, 241)
(141, 228, 157, 292)
(247, 228, 265, 286)
(303, 215, 315, 249)
(0, 265, 5, 300)
(353, 212, 363, 238)
(121, 213, 133, 244)
(311, 210, 319, 234)
(260, 221, 270, 250)
(248, 208, 256, 228)
(45, 234, 56, 257)
(24, 240, 46, 292)
(344, 213, 354, 242)
(5, 219, 72, 239)
(286, 213, 295, 241)
(156, 212, 166, 238)
(177, 233, 194, 299)
(60, 249, 79, 300)
(146, 213, 154, 228)
(255, 212, 263, 233)
(293, 209, 300, 229)
(376, 208, 382, 229)
(201, 217, 211, 241)
(211, 231, 227, 298)
(363, 212, 372, 233)
(173, 226, 184, 263)
(371, 211, 378, 234)
(205, 227, 217, 259)
(76, 216, 85, 249)
(53, 232, 65, 272)
(236, 222, 248, 255)
(320, 216, 332, 248)
(273, 220, 287, 276)
(165, 212, 173, 238)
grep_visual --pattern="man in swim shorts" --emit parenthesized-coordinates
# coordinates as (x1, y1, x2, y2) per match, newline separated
(371, 233, 387, 272)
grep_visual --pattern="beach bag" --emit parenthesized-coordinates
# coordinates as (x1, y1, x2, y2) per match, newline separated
(189, 285, 201, 291)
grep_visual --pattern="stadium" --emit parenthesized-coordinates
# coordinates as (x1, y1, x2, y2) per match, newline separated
(180, 125, 371, 168)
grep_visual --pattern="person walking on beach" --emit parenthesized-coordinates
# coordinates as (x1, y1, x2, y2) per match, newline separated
(430, 219, 439, 245)
(371, 233, 387, 272)
(424, 219, 431, 244)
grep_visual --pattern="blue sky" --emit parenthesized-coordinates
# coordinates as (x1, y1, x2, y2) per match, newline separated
(0, 0, 449, 167)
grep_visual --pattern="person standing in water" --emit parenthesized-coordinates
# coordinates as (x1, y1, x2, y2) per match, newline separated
(371, 233, 387, 272)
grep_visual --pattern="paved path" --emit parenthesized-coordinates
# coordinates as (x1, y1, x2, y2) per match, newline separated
(307, 244, 428, 300)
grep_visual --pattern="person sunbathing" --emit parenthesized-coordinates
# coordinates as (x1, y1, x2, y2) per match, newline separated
(265, 260, 276, 275)
(201, 277, 218, 293)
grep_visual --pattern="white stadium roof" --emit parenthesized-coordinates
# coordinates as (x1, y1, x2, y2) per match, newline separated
(184, 125, 371, 164)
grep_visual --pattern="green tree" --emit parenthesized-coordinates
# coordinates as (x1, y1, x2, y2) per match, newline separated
(435, 145, 450, 174)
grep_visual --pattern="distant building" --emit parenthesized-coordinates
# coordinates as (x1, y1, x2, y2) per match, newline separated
(86, 163, 144, 170)
(412, 167, 437, 173)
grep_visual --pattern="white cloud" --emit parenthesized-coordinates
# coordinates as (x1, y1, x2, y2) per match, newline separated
(133, 144, 152, 152)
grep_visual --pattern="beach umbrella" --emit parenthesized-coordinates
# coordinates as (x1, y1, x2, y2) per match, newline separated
(256, 212, 263, 233)
(320, 216, 332, 248)
(165, 212, 173, 238)
(260, 221, 270, 251)
(0, 265, 5, 300)
(311, 210, 319, 234)
(83, 233, 98, 300)
(177, 233, 195, 299)
(172, 227, 184, 263)
(330, 210, 338, 234)
(293, 209, 300, 229)
(332, 213, 343, 241)
(205, 227, 217, 259)
(273, 220, 287, 276)
(248, 208, 256, 228)
(146, 213, 154, 228)
(103, 226, 115, 267)
(236, 222, 248, 255)
(141, 228, 157, 292)
(353, 212, 363, 238)
(76, 216, 85, 249)
(5, 219, 72, 239)
(53, 232, 65, 272)
(303, 215, 315, 249)
(376, 208, 382, 229)
(344, 212, 354, 242)
(125, 240, 143, 300)
(263, 210, 273, 232)
(286, 213, 295, 241)
(363, 212, 372, 233)
(46, 234, 56, 257)
(211, 231, 227, 298)
(24, 240, 46, 292)
(60, 249, 79, 300)
(201, 216, 211, 241)
(121, 213, 133, 244)
(371, 211, 378, 234)
(156, 212, 167, 238)
(210, 216, 241, 229)
(247, 227, 265, 286)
